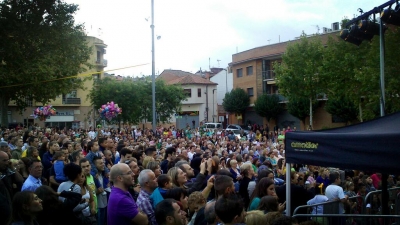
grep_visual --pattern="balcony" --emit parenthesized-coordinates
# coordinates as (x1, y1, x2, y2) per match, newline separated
(62, 98, 81, 104)
(94, 42, 107, 48)
(95, 59, 108, 67)
(267, 93, 288, 103)
(262, 70, 276, 84)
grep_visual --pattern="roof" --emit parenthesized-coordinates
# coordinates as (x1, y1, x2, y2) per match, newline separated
(167, 74, 217, 85)
(159, 70, 217, 85)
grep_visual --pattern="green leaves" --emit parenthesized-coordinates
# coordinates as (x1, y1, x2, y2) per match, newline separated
(89, 78, 186, 124)
(325, 96, 358, 124)
(222, 88, 250, 114)
(254, 94, 284, 122)
(0, 0, 91, 125)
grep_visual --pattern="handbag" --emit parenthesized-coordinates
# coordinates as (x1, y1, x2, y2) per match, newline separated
(68, 183, 97, 225)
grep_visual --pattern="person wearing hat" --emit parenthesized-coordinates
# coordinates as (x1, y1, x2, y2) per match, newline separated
(0, 141, 10, 154)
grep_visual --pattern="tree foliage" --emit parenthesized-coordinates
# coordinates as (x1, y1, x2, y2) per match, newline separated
(0, 0, 92, 125)
(254, 94, 284, 122)
(287, 96, 318, 128)
(325, 96, 358, 125)
(89, 77, 186, 124)
(274, 33, 325, 101)
(222, 88, 250, 114)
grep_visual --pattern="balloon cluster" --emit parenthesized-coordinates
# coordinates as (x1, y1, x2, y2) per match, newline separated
(32, 105, 56, 121)
(98, 101, 122, 121)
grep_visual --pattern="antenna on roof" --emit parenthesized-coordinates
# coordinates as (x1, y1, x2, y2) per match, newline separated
(312, 25, 320, 34)
(217, 59, 221, 67)
(209, 58, 210, 70)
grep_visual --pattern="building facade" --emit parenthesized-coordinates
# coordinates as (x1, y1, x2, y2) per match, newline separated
(229, 31, 346, 130)
(210, 68, 233, 128)
(158, 70, 218, 129)
(8, 36, 107, 129)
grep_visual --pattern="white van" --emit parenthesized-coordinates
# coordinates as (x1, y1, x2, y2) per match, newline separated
(204, 122, 223, 130)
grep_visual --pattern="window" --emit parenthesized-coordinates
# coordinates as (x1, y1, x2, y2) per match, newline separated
(25, 97, 33, 107)
(198, 88, 201, 97)
(184, 89, 192, 98)
(237, 68, 243, 77)
(246, 66, 253, 75)
(247, 88, 254, 96)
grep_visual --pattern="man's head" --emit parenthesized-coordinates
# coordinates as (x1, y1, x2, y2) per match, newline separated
(155, 199, 183, 225)
(164, 147, 176, 160)
(329, 171, 341, 185)
(175, 161, 194, 179)
(215, 194, 245, 224)
(15, 138, 24, 148)
(204, 201, 217, 225)
(71, 150, 84, 163)
(98, 137, 107, 149)
(145, 147, 157, 159)
(0, 151, 10, 171)
(110, 163, 135, 189)
(104, 150, 112, 161)
(88, 141, 99, 153)
(28, 159, 43, 179)
(120, 147, 133, 162)
(107, 138, 114, 149)
(127, 160, 140, 176)
(214, 175, 235, 198)
(28, 136, 39, 148)
(93, 156, 105, 172)
(138, 169, 158, 192)
(79, 158, 91, 176)
(0, 141, 9, 153)
(49, 141, 59, 153)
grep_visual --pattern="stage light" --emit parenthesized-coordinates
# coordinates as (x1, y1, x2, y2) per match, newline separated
(340, 29, 362, 46)
(359, 20, 384, 36)
(381, 5, 400, 26)
(349, 24, 374, 41)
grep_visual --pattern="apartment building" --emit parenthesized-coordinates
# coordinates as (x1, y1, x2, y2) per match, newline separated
(229, 28, 347, 130)
(157, 70, 218, 129)
(8, 36, 107, 129)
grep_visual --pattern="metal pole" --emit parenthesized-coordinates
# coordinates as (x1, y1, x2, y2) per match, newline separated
(225, 69, 228, 93)
(286, 162, 291, 216)
(379, 17, 389, 217)
(213, 91, 215, 122)
(151, 0, 156, 133)
(309, 97, 312, 129)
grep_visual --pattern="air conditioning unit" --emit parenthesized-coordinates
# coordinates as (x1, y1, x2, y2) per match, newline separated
(332, 22, 340, 31)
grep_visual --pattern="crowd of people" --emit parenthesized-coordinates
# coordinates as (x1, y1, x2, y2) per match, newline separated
(0, 124, 398, 225)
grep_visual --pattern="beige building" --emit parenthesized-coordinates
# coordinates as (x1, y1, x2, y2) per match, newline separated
(229, 30, 347, 130)
(8, 36, 107, 129)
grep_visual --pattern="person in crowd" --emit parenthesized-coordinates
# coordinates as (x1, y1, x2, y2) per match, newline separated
(118, 147, 133, 164)
(0, 150, 24, 225)
(79, 158, 98, 216)
(238, 162, 255, 209)
(21, 159, 42, 192)
(11, 191, 43, 225)
(137, 169, 159, 225)
(22, 136, 39, 155)
(249, 177, 277, 210)
(161, 147, 176, 174)
(150, 174, 173, 208)
(245, 210, 267, 225)
(53, 152, 68, 183)
(187, 191, 206, 225)
(215, 194, 246, 225)
(173, 160, 207, 193)
(93, 156, 108, 225)
(325, 171, 348, 224)
(107, 163, 148, 225)
(146, 161, 162, 178)
(35, 185, 82, 225)
(258, 195, 285, 214)
(71, 150, 85, 165)
(155, 199, 185, 225)
(11, 138, 24, 160)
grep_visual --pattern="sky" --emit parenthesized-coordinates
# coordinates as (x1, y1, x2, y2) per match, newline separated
(65, 0, 381, 77)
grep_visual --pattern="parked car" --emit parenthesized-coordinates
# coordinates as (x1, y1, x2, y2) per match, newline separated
(226, 124, 250, 136)
(204, 122, 223, 130)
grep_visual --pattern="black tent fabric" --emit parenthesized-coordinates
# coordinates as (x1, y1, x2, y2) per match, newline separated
(285, 111, 400, 174)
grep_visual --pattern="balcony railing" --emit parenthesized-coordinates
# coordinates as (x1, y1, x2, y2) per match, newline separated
(262, 70, 276, 81)
(63, 98, 81, 104)
(95, 59, 108, 67)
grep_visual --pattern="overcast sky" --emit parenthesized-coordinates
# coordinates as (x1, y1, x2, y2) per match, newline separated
(65, 0, 380, 76)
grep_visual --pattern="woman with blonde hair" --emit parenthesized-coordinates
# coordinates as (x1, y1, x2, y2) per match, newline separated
(245, 210, 267, 225)
(142, 155, 155, 168)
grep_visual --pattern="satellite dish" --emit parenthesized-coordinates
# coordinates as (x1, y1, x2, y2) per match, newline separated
(157, 35, 161, 40)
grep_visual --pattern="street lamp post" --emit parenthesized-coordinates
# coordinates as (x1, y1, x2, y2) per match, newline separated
(151, 0, 156, 133)
(212, 89, 217, 122)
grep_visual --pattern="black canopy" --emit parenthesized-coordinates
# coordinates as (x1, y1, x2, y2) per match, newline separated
(285, 111, 400, 174)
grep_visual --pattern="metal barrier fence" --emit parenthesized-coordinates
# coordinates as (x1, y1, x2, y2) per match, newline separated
(293, 192, 400, 225)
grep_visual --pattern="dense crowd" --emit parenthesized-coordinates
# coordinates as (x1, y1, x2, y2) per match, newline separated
(0, 124, 398, 225)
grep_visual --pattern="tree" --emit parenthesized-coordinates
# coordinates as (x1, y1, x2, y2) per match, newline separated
(89, 77, 142, 124)
(254, 94, 284, 123)
(274, 32, 326, 128)
(325, 96, 358, 125)
(222, 88, 250, 115)
(287, 96, 318, 129)
(89, 77, 186, 124)
(0, 0, 92, 125)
